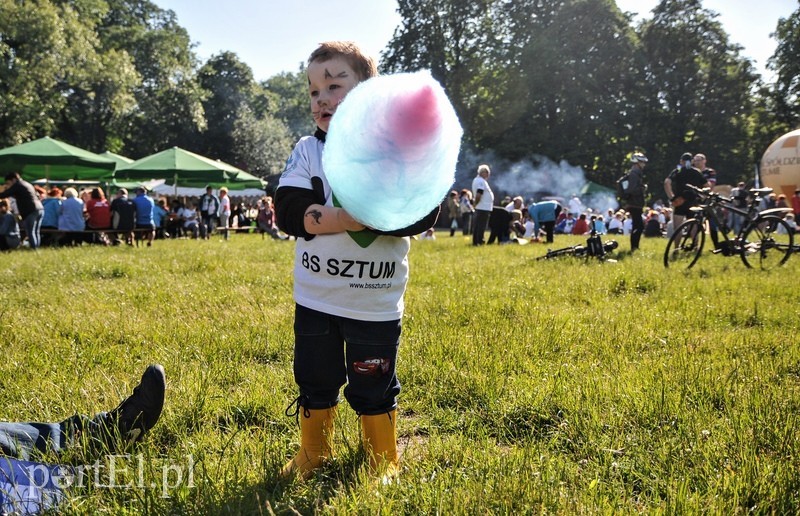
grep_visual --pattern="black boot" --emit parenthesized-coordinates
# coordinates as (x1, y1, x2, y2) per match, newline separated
(100, 364, 166, 449)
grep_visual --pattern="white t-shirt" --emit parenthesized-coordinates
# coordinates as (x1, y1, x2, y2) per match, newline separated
(179, 207, 197, 227)
(523, 220, 537, 238)
(472, 176, 494, 211)
(278, 136, 410, 321)
(568, 197, 583, 215)
(219, 196, 231, 216)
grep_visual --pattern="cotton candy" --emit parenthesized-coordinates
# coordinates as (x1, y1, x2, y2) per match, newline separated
(323, 70, 463, 232)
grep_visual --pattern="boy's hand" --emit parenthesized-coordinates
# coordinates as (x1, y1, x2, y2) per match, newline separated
(303, 204, 365, 234)
(337, 208, 366, 232)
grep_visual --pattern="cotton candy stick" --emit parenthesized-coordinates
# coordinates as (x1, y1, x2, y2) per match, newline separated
(323, 71, 463, 232)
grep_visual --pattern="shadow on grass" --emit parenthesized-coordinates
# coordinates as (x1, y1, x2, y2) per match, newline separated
(188, 450, 369, 514)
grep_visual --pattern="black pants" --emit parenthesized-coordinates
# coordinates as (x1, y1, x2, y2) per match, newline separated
(541, 205, 562, 243)
(487, 207, 511, 244)
(472, 210, 491, 245)
(293, 304, 401, 415)
(542, 221, 556, 243)
(629, 207, 643, 250)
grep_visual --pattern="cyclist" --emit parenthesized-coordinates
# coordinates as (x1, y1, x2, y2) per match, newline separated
(664, 152, 709, 231)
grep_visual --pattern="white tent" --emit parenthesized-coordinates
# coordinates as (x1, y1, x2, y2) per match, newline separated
(151, 182, 266, 198)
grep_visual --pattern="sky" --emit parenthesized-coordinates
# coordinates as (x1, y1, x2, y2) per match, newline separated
(155, 0, 797, 82)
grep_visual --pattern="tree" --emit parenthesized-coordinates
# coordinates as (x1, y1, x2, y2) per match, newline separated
(0, 0, 97, 146)
(381, 0, 496, 137)
(232, 106, 293, 178)
(488, 0, 641, 184)
(57, 46, 141, 153)
(768, 6, 800, 130)
(97, 0, 206, 157)
(638, 0, 759, 185)
(196, 52, 259, 164)
(262, 69, 315, 141)
(194, 53, 296, 177)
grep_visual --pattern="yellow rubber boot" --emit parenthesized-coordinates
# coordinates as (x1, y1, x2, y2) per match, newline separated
(280, 406, 336, 480)
(361, 410, 399, 482)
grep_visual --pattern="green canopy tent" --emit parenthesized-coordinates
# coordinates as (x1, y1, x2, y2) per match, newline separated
(579, 180, 616, 197)
(100, 151, 134, 168)
(0, 137, 116, 182)
(115, 147, 266, 190)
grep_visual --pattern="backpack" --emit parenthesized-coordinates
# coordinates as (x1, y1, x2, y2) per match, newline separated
(616, 173, 632, 200)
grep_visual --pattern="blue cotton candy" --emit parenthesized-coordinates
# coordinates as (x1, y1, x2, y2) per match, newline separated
(323, 70, 463, 232)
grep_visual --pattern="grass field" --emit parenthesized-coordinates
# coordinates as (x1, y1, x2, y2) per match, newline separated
(1, 231, 798, 514)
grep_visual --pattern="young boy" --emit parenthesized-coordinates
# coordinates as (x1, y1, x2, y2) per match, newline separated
(274, 41, 437, 480)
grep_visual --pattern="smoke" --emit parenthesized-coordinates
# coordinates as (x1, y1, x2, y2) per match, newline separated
(454, 149, 620, 213)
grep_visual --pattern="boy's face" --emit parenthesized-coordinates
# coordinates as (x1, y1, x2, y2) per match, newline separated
(307, 57, 360, 133)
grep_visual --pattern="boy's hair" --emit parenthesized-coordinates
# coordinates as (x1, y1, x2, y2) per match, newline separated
(0, 199, 8, 209)
(308, 41, 377, 82)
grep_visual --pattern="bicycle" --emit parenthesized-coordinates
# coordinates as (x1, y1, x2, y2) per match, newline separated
(537, 229, 619, 261)
(663, 185, 794, 270)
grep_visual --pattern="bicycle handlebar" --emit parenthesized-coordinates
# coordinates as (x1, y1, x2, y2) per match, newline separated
(685, 184, 734, 205)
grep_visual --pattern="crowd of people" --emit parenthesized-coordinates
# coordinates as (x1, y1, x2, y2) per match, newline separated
(5, 151, 799, 255)
(443, 152, 800, 251)
(0, 172, 286, 251)
(443, 158, 667, 249)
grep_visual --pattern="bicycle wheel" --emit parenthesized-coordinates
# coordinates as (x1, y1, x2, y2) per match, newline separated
(603, 240, 619, 253)
(740, 215, 794, 270)
(664, 219, 705, 268)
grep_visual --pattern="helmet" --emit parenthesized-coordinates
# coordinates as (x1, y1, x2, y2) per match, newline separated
(631, 152, 648, 163)
(680, 152, 693, 162)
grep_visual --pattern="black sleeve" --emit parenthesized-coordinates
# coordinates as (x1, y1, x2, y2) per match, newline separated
(371, 205, 441, 237)
(0, 182, 19, 199)
(693, 170, 708, 187)
(274, 186, 317, 239)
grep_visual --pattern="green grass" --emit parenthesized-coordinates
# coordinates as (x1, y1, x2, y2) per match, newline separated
(1, 232, 799, 514)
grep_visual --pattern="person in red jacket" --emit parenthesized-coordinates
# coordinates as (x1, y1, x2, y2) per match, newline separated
(85, 187, 112, 244)
(571, 213, 590, 235)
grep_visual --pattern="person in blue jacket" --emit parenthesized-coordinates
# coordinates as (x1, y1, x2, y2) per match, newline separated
(527, 200, 562, 243)
(132, 187, 155, 247)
